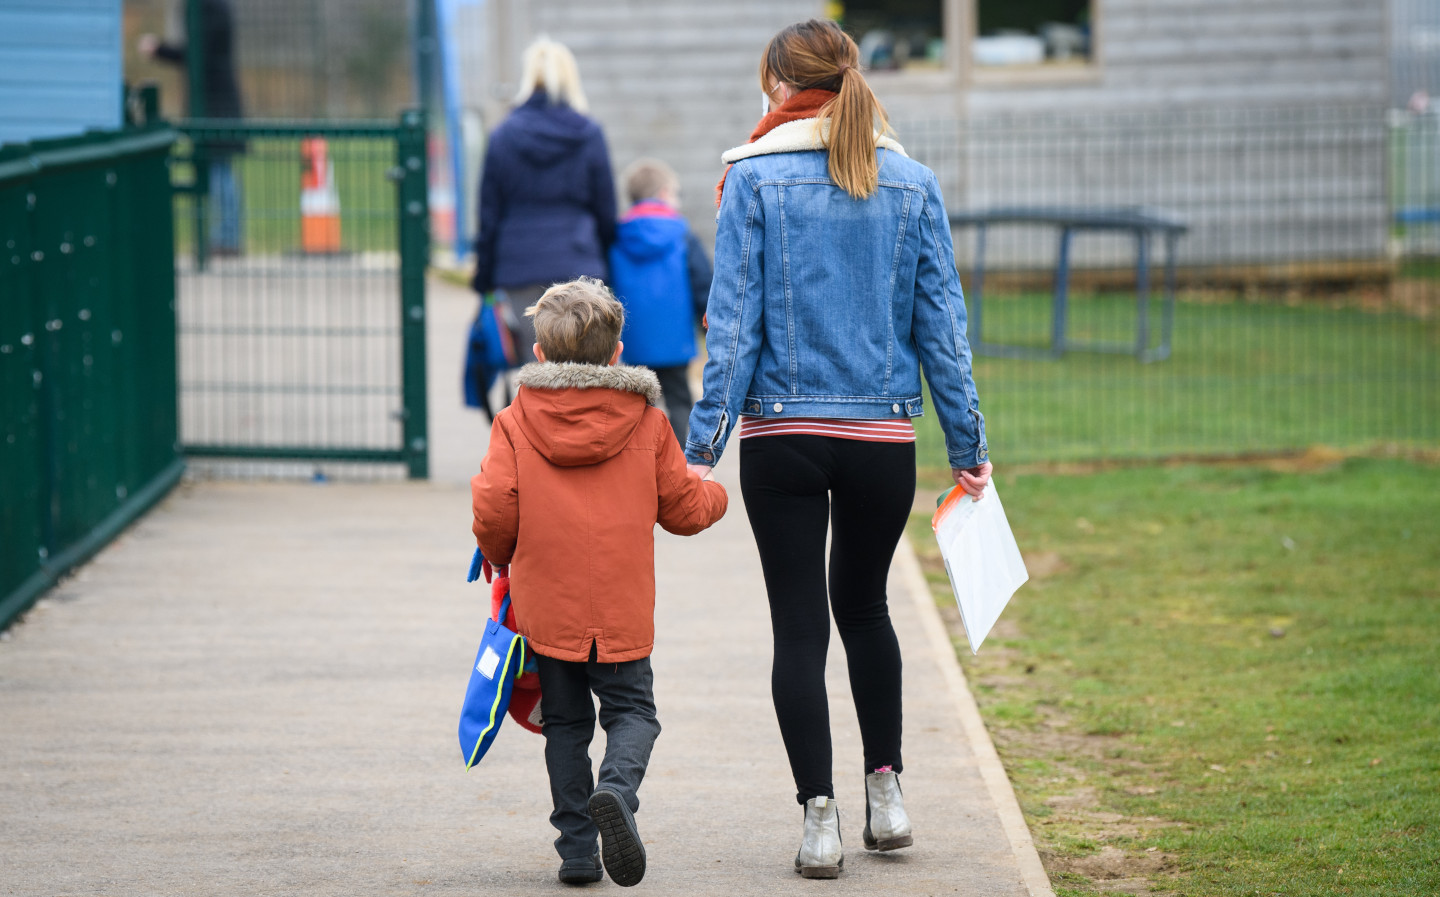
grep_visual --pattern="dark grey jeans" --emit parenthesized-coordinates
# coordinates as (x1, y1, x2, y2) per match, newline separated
(536, 652, 661, 860)
(497, 284, 547, 364)
(652, 364, 694, 445)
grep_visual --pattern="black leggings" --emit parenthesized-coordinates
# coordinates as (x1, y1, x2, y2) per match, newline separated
(740, 434, 916, 805)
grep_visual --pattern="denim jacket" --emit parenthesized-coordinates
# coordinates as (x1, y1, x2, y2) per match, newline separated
(684, 121, 988, 470)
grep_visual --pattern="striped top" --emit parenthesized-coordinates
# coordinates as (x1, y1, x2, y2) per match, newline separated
(738, 416, 916, 443)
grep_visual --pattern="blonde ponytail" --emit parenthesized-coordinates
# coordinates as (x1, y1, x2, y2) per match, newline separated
(761, 20, 892, 200)
(821, 66, 890, 199)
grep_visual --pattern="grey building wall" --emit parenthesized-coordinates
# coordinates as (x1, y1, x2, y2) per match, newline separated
(465, 0, 822, 247)
(0, 0, 123, 144)
(460, 0, 1390, 269)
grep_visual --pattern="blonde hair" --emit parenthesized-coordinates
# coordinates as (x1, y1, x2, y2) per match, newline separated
(622, 158, 680, 206)
(760, 19, 892, 199)
(526, 277, 625, 365)
(515, 37, 589, 113)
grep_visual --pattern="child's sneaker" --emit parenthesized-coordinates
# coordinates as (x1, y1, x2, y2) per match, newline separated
(557, 853, 603, 885)
(588, 787, 646, 887)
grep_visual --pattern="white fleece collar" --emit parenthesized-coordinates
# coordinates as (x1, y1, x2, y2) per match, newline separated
(721, 118, 908, 164)
(514, 362, 663, 406)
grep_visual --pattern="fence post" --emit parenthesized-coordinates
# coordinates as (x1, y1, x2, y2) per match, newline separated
(397, 110, 430, 479)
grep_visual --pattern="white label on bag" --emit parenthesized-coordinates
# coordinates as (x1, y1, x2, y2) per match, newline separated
(477, 647, 501, 680)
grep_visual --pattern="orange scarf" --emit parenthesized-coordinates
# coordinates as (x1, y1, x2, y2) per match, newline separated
(714, 89, 837, 208)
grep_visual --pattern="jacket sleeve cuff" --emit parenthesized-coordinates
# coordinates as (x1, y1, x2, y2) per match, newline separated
(685, 442, 722, 467)
(948, 443, 990, 470)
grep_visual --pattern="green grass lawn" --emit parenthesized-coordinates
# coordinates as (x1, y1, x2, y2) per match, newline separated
(173, 136, 399, 257)
(914, 291, 1440, 468)
(908, 457, 1440, 896)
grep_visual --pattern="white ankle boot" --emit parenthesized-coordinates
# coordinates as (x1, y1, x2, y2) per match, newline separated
(795, 796, 843, 878)
(862, 771, 914, 851)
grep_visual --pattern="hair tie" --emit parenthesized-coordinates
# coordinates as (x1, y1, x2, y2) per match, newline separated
(837, 63, 852, 75)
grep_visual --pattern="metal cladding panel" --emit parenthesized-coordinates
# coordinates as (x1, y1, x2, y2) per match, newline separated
(0, 0, 123, 144)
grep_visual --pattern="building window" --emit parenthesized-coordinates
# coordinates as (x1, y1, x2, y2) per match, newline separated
(972, 0, 1093, 70)
(832, 0, 949, 72)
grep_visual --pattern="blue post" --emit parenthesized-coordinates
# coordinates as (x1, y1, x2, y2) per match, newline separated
(1135, 228, 1151, 358)
(970, 223, 987, 347)
(1052, 227, 1073, 357)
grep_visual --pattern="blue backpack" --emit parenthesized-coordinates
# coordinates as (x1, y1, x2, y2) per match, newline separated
(458, 550, 528, 769)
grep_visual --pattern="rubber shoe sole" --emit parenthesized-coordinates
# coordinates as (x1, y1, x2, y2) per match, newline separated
(794, 856, 843, 879)
(558, 854, 603, 885)
(862, 830, 915, 852)
(588, 788, 646, 887)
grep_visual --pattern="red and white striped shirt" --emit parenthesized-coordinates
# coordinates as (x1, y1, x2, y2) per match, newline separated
(737, 416, 916, 443)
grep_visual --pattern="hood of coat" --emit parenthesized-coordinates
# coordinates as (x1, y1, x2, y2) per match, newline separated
(506, 91, 599, 167)
(613, 210, 688, 263)
(509, 363, 663, 467)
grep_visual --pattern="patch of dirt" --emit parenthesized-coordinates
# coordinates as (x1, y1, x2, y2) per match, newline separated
(1049, 845, 1181, 894)
(1024, 550, 1068, 579)
(1389, 279, 1440, 320)
(988, 443, 1440, 478)
(915, 560, 1187, 895)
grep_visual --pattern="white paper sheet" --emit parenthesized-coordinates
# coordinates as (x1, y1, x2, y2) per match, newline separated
(931, 483, 1029, 654)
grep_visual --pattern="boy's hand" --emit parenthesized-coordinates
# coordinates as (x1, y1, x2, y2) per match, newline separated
(686, 463, 713, 481)
(952, 461, 993, 500)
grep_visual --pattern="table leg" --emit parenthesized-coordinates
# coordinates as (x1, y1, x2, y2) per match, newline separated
(1053, 227, 1073, 357)
(971, 223, 987, 348)
(1135, 228, 1151, 358)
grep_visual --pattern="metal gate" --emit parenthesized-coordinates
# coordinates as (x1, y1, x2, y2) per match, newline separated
(172, 111, 429, 478)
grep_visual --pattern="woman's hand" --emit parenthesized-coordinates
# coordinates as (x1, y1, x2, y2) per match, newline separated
(952, 461, 993, 500)
(687, 463, 714, 481)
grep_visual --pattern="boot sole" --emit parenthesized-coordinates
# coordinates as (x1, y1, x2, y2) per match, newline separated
(588, 789, 646, 887)
(796, 861, 843, 879)
(864, 833, 914, 852)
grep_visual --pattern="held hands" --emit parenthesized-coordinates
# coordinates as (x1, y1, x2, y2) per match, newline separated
(686, 463, 714, 481)
(952, 461, 993, 500)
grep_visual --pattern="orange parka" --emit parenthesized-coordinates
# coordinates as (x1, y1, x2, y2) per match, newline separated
(471, 362, 728, 663)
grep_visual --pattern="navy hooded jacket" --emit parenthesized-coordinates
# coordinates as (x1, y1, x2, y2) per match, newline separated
(471, 91, 617, 295)
(609, 201, 713, 368)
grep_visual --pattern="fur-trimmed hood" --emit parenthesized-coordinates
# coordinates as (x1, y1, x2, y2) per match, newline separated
(721, 118, 908, 165)
(507, 362, 663, 467)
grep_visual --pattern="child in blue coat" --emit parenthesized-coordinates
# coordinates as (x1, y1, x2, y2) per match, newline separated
(607, 159, 713, 443)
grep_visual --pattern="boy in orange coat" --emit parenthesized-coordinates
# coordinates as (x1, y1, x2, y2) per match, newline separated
(471, 276, 728, 887)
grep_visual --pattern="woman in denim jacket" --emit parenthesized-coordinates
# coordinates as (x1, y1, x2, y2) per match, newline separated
(683, 19, 993, 878)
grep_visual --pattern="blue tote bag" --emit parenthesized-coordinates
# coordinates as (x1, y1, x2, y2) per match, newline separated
(459, 550, 528, 769)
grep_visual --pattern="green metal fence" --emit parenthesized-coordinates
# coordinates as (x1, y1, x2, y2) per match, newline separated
(1, 123, 184, 631)
(898, 107, 1440, 468)
(172, 111, 429, 478)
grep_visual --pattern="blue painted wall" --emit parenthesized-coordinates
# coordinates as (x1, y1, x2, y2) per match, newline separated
(0, 0, 123, 145)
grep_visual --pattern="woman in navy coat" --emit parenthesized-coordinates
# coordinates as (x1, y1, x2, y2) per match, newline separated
(471, 39, 617, 364)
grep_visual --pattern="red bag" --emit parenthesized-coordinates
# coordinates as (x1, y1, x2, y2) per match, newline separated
(487, 564, 543, 734)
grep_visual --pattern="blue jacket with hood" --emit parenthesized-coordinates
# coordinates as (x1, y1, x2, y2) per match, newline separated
(609, 201, 714, 369)
(471, 91, 617, 294)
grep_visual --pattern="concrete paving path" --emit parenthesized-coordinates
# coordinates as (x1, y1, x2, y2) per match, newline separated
(0, 277, 1052, 897)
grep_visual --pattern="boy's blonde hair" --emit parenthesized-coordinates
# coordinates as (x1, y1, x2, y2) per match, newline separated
(515, 37, 589, 113)
(526, 277, 625, 365)
(622, 158, 680, 206)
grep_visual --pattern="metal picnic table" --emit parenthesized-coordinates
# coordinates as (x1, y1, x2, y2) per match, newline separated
(950, 207, 1188, 362)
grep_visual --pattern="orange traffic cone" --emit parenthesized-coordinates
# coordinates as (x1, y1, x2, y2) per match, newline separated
(300, 137, 341, 254)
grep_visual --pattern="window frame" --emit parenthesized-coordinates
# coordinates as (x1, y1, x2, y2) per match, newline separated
(856, 0, 1103, 90)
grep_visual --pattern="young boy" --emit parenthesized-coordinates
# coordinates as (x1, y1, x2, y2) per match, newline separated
(607, 158, 714, 444)
(470, 277, 728, 887)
